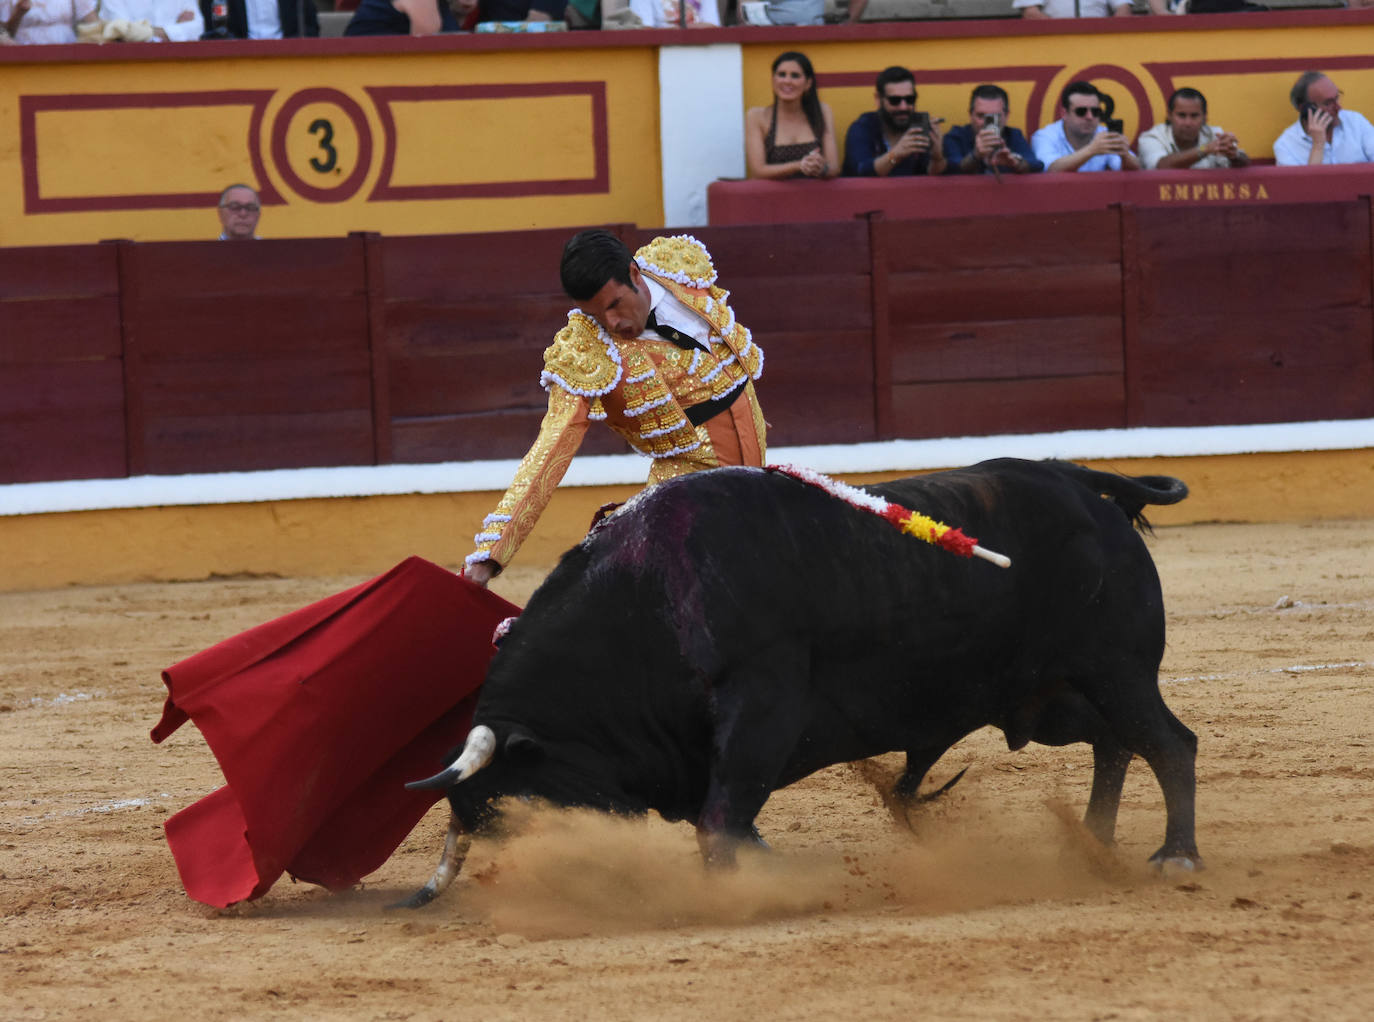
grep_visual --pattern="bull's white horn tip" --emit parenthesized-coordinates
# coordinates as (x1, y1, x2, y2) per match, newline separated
(454, 724, 497, 781)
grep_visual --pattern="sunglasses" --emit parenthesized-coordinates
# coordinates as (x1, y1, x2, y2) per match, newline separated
(220, 202, 260, 214)
(883, 94, 917, 108)
(1071, 106, 1104, 119)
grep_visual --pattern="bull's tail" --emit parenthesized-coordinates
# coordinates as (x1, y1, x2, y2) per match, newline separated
(1054, 462, 1188, 533)
(386, 810, 470, 910)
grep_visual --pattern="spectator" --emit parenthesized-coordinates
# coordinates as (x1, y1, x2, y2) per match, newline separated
(1, 0, 98, 43)
(1014, 0, 1140, 17)
(1032, 81, 1141, 172)
(1274, 71, 1374, 167)
(195, 0, 318, 37)
(1138, 87, 1248, 169)
(738, 0, 822, 24)
(842, 66, 948, 178)
(344, 0, 460, 34)
(100, 0, 204, 39)
(744, 51, 839, 180)
(217, 184, 261, 241)
(944, 84, 1043, 175)
(628, 0, 715, 25)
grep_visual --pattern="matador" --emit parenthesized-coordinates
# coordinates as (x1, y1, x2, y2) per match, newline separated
(464, 229, 767, 584)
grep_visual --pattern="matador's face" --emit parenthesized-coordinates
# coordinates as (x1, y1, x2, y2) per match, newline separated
(581, 262, 653, 341)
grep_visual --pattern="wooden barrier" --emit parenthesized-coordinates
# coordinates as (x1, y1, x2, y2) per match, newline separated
(708, 166, 1374, 227)
(119, 235, 378, 475)
(0, 245, 124, 483)
(874, 209, 1126, 439)
(3, 203, 1373, 486)
(1126, 201, 1374, 427)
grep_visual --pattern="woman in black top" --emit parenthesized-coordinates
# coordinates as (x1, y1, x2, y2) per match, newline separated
(744, 51, 839, 180)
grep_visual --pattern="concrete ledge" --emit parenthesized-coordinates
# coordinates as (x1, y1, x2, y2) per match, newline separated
(3, 444, 1371, 591)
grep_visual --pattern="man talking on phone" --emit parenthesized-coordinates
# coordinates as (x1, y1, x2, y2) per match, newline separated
(1273, 71, 1374, 167)
(841, 66, 949, 177)
(1031, 81, 1141, 173)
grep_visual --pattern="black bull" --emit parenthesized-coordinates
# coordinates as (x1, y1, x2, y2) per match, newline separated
(400, 458, 1199, 908)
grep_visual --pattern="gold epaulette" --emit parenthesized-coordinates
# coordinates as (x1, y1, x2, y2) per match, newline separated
(540, 313, 622, 411)
(635, 235, 717, 290)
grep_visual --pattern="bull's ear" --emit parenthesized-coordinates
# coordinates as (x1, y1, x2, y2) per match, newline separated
(504, 729, 545, 765)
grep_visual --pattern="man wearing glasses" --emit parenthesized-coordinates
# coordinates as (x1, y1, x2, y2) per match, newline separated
(217, 184, 261, 241)
(1274, 71, 1374, 167)
(841, 66, 948, 177)
(1031, 81, 1140, 173)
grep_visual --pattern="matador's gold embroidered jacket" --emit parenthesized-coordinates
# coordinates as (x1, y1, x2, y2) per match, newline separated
(466, 235, 766, 572)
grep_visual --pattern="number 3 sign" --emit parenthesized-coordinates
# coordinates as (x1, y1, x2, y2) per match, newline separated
(270, 88, 373, 203)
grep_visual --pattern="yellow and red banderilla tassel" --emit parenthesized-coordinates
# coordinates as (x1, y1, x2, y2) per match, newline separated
(768, 464, 1012, 569)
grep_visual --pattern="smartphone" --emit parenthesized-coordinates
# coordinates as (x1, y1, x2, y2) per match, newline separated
(1301, 103, 1320, 126)
(982, 113, 1003, 132)
(913, 111, 932, 133)
(1105, 118, 1124, 135)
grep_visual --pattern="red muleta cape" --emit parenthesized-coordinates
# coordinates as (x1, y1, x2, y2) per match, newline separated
(151, 556, 519, 908)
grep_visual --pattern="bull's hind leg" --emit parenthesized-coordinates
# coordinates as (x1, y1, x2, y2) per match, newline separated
(1083, 740, 1133, 846)
(1078, 678, 1201, 869)
(696, 643, 810, 869)
(1018, 689, 1134, 846)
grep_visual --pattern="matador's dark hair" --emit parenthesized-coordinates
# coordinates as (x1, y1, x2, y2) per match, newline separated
(560, 229, 635, 302)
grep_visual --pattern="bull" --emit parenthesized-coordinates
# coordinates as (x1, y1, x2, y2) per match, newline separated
(399, 458, 1199, 908)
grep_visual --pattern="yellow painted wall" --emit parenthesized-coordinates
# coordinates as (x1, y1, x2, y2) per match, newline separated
(3, 449, 1370, 591)
(0, 44, 660, 246)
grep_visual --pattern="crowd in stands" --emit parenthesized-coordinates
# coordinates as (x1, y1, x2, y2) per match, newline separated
(745, 58, 1368, 176)
(0, 0, 1368, 40)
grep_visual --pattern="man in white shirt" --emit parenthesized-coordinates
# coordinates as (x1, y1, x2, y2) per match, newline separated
(1031, 81, 1141, 173)
(1273, 71, 1374, 167)
(1138, 87, 1248, 170)
(1014, 0, 1163, 17)
(101, 0, 204, 39)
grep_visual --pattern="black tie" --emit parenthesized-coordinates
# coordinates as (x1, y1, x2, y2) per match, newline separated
(645, 309, 701, 351)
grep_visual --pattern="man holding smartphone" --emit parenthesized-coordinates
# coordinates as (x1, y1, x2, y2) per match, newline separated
(1031, 81, 1141, 173)
(944, 84, 1043, 175)
(1138, 87, 1248, 170)
(841, 66, 948, 177)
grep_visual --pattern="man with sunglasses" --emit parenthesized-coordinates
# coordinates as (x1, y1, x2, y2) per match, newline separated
(1031, 81, 1140, 173)
(841, 66, 948, 177)
(216, 183, 261, 241)
(1273, 71, 1374, 167)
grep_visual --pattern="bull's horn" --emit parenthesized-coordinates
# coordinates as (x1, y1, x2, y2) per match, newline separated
(404, 725, 496, 791)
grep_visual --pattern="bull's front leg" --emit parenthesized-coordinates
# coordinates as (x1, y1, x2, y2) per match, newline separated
(696, 643, 810, 869)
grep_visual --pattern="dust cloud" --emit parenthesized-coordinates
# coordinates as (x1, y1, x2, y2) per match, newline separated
(458, 790, 1148, 939)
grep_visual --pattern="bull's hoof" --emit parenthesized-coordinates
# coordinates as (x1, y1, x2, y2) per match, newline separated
(1149, 852, 1206, 876)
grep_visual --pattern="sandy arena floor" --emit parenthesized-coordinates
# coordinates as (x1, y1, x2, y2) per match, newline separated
(2, 517, 1373, 1021)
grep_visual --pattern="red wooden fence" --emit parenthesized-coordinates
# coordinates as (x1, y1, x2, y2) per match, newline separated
(2, 203, 1372, 487)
